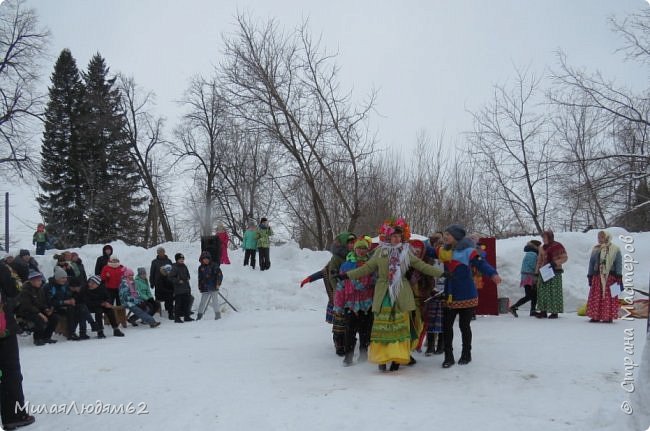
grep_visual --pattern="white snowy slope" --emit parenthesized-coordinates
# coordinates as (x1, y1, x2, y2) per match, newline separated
(6, 230, 650, 431)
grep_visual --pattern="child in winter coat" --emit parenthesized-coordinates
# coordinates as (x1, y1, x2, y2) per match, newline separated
(84, 275, 124, 338)
(256, 217, 274, 271)
(135, 267, 157, 316)
(510, 240, 541, 317)
(32, 223, 49, 255)
(118, 268, 160, 328)
(242, 223, 258, 269)
(169, 253, 193, 323)
(334, 238, 375, 366)
(197, 251, 224, 320)
(100, 256, 124, 305)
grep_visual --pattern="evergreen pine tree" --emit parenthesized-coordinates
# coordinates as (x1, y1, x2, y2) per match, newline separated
(37, 49, 86, 248)
(80, 53, 146, 244)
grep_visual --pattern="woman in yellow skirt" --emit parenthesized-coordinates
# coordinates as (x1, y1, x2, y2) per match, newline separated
(341, 218, 443, 372)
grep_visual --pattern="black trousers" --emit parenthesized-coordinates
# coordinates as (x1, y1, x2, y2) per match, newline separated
(512, 285, 537, 314)
(243, 249, 256, 269)
(0, 335, 26, 425)
(174, 293, 191, 319)
(344, 309, 373, 353)
(443, 307, 474, 356)
(258, 247, 270, 270)
(76, 304, 96, 334)
(88, 306, 118, 331)
(107, 289, 120, 306)
(23, 312, 58, 341)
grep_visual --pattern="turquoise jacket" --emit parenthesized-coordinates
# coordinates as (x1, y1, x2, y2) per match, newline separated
(242, 229, 258, 250)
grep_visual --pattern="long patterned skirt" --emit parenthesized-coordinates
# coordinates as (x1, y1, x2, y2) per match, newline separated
(368, 295, 412, 365)
(536, 273, 564, 314)
(586, 274, 620, 321)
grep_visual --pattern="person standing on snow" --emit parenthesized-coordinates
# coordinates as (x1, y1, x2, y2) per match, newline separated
(242, 222, 258, 270)
(256, 217, 273, 271)
(216, 223, 231, 265)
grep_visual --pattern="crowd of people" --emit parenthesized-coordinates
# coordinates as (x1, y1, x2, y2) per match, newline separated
(0, 215, 629, 430)
(301, 220, 626, 372)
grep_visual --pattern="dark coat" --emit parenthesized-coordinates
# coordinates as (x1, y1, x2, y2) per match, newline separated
(198, 262, 223, 293)
(94, 245, 114, 275)
(84, 285, 111, 310)
(150, 255, 173, 290)
(0, 262, 19, 335)
(16, 281, 50, 318)
(47, 278, 73, 309)
(169, 263, 191, 296)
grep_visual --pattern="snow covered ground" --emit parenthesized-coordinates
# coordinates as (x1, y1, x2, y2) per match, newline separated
(5, 229, 650, 431)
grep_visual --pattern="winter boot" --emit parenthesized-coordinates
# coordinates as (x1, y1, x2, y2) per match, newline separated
(548, 313, 558, 319)
(128, 315, 139, 326)
(509, 306, 518, 318)
(174, 317, 184, 323)
(407, 356, 417, 366)
(358, 348, 368, 363)
(113, 328, 125, 337)
(458, 349, 472, 365)
(343, 351, 354, 366)
(196, 313, 203, 321)
(150, 321, 161, 328)
(425, 333, 436, 356)
(67, 333, 80, 341)
(168, 310, 174, 320)
(184, 316, 195, 322)
(389, 362, 400, 372)
(33, 338, 46, 346)
(79, 330, 90, 340)
(97, 331, 106, 339)
(535, 311, 548, 319)
(215, 312, 221, 320)
(442, 351, 455, 368)
(378, 364, 387, 372)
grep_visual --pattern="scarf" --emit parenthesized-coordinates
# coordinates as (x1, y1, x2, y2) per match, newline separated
(595, 233, 620, 297)
(379, 242, 411, 305)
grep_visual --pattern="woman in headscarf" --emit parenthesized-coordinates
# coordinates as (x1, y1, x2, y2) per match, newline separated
(341, 218, 443, 372)
(535, 230, 568, 319)
(586, 231, 622, 323)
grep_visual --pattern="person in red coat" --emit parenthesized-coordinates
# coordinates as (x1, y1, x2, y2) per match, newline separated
(216, 224, 230, 265)
(100, 256, 125, 305)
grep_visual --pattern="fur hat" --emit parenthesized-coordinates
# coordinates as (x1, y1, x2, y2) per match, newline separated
(53, 266, 68, 279)
(445, 224, 466, 241)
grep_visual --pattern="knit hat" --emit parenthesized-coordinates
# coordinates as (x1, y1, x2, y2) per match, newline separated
(137, 267, 147, 276)
(53, 266, 68, 279)
(109, 256, 120, 263)
(445, 224, 466, 241)
(27, 270, 42, 280)
(175, 253, 185, 261)
(19, 249, 30, 257)
(156, 247, 165, 254)
(88, 275, 101, 286)
(260, 217, 268, 223)
(124, 267, 134, 277)
(353, 239, 369, 249)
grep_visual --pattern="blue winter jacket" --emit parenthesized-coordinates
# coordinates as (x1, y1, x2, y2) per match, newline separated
(520, 251, 538, 275)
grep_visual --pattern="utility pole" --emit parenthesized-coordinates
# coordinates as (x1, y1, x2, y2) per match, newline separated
(4, 192, 8, 252)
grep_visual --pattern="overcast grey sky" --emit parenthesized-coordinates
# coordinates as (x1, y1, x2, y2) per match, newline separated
(23, 0, 650, 152)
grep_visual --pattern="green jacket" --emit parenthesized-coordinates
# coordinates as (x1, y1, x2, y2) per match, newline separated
(135, 276, 154, 301)
(346, 247, 442, 313)
(256, 226, 273, 248)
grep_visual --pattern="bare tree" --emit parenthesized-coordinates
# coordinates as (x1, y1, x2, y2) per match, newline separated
(172, 75, 228, 237)
(220, 14, 376, 249)
(468, 67, 554, 235)
(0, 0, 49, 177)
(118, 74, 174, 245)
